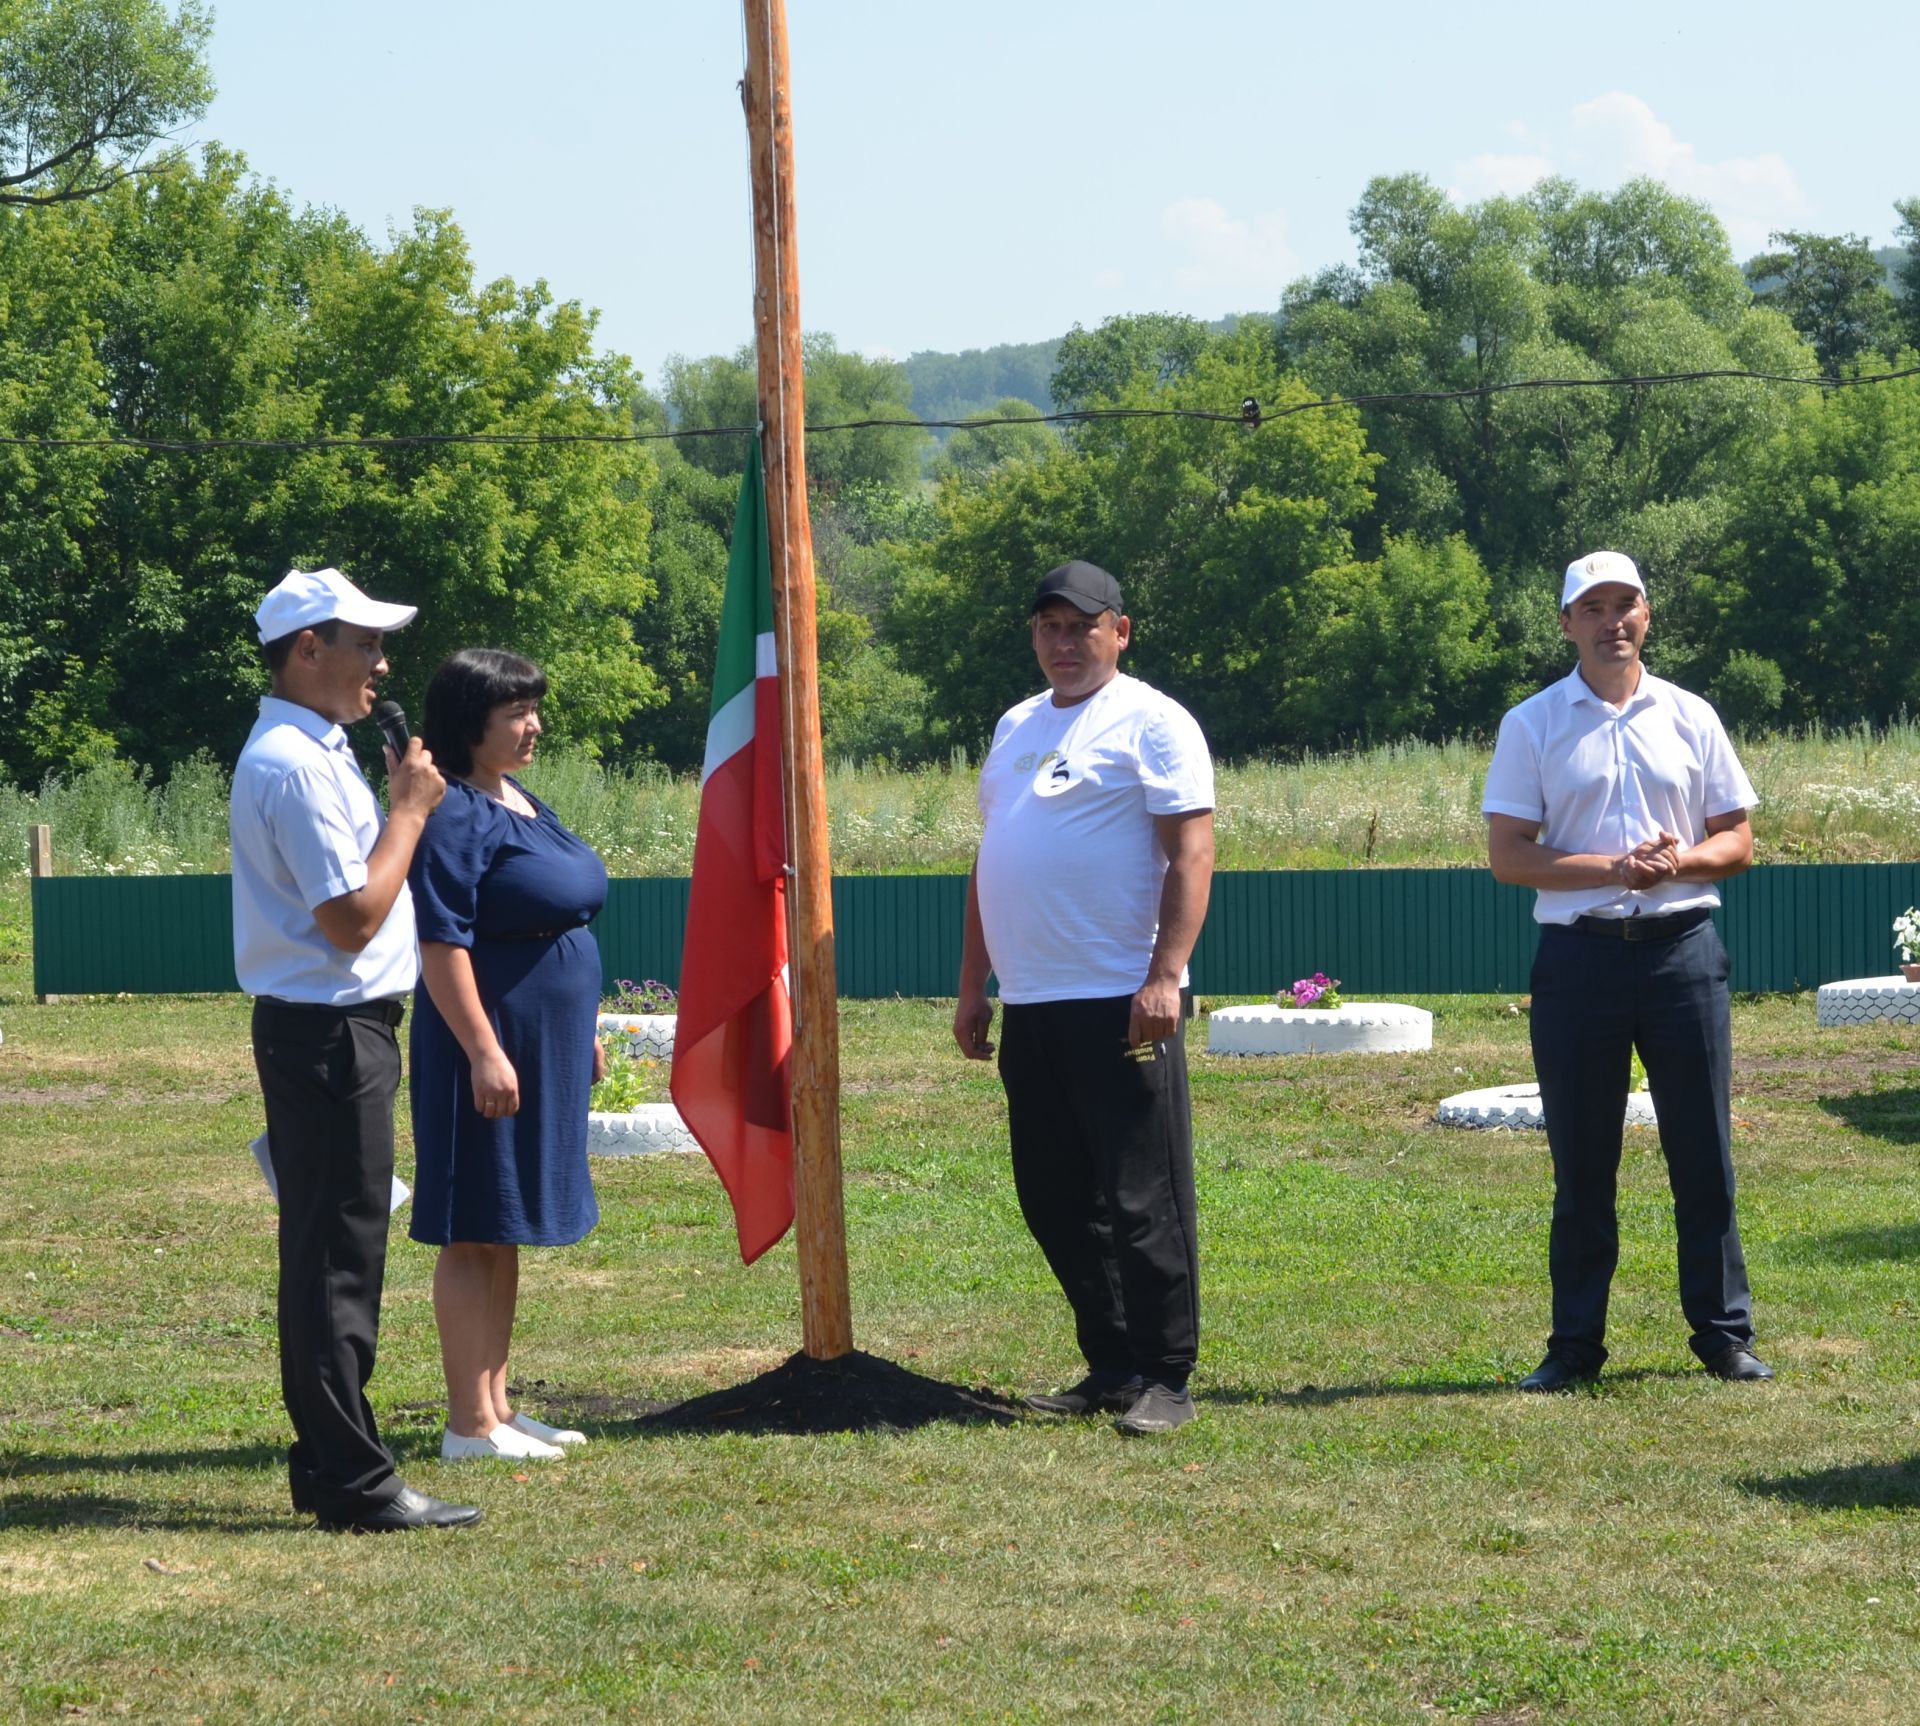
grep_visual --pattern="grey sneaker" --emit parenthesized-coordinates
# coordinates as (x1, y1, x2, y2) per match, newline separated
(1114, 1381, 1195, 1436)
(1024, 1373, 1144, 1416)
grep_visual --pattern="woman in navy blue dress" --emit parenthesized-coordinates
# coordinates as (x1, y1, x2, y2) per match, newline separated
(408, 649, 609, 1462)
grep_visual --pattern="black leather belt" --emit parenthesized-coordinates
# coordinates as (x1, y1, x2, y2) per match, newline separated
(478, 927, 571, 942)
(1570, 907, 1712, 943)
(258, 996, 405, 1026)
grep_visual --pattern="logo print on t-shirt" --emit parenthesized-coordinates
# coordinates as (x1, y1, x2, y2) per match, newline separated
(1033, 750, 1079, 798)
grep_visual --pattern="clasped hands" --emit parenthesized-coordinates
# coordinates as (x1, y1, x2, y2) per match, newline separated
(1610, 830, 1684, 888)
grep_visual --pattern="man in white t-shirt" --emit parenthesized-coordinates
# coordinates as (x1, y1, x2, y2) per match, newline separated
(955, 560, 1215, 1435)
(1484, 550, 1771, 1392)
(232, 567, 480, 1531)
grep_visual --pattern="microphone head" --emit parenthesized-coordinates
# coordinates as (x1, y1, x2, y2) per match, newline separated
(370, 699, 409, 753)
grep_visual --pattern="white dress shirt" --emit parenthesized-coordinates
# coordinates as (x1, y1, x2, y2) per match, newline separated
(230, 696, 419, 1003)
(1482, 668, 1757, 926)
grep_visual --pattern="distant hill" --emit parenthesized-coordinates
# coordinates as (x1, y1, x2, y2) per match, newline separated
(903, 312, 1273, 424)
(902, 339, 1058, 425)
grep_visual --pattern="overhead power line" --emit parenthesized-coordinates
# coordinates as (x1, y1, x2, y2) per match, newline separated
(2, 362, 1915, 454)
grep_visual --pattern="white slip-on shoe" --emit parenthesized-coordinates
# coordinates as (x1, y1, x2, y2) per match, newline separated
(440, 1424, 564, 1462)
(508, 1411, 587, 1448)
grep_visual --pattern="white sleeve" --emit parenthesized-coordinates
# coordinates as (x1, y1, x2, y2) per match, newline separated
(1698, 706, 1759, 818)
(1139, 700, 1214, 814)
(1482, 709, 1544, 822)
(266, 764, 371, 909)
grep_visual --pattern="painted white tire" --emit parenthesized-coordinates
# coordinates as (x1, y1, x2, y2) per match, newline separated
(596, 1012, 677, 1059)
(1207, 1002, 1433, 1056)
(590, 1014, 691, 1152)
(1816, 977, 1920, 1027)
(587, 1102, 699, 1155)
(1436, 1082, 1657, 1131)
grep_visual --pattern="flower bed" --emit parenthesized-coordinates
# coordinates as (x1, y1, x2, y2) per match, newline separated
(589, 1013, 696, 1155)
(1207, 1002, 1432, 1057)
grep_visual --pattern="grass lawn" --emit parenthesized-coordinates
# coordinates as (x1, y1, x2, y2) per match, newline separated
(5, 983, 1920, 1723)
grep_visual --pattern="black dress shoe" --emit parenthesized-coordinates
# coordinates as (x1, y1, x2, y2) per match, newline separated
(1702, 1344, 1775, 1382)
(1518, 1354, 1600, 1393)
(316, 1484, 484, 1534)
(1024, 1373, 1144, 1416)
(289, 1468, 316, 1516)
(1114, 1382, 1195, 1436)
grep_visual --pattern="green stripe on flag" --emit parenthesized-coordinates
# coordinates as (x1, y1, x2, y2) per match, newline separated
(710, 441, 772, 716)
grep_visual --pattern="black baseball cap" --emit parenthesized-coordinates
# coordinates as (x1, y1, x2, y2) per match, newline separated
(1031, 560, 1124, 616)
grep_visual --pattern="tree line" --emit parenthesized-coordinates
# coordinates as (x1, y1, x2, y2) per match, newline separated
(2, 1, 1918, 788)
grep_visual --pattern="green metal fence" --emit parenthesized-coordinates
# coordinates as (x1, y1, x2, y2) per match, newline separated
(32, 864, 1920, 999)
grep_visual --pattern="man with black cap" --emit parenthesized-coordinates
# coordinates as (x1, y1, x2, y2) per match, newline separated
(232, 567, 480, 1530)
(1484, 550, 1771, 1393)
(954, 560, 1215, 1435)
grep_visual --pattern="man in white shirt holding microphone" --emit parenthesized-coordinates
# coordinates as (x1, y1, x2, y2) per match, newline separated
(232, 567, 481, 1530)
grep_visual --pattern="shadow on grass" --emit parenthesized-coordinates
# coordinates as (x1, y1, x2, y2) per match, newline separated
(0, 1490, 290, 1533)
(0, 1441, 288, 1479)
(1819, 1087, 1920, 1145)
(624, 1350, 1024, 1437)
(1778, 1221, 1920, 1264)
(1203, 1366, 1683, 1406)
(1738, 1456, 1920, 1512)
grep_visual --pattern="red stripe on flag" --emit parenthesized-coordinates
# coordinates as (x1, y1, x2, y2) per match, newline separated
(671, 723, 795, 1263)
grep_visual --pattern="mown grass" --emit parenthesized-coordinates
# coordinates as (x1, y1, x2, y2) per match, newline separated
(5, 985, 1920, 1723)
(6, 718, 1920, 883)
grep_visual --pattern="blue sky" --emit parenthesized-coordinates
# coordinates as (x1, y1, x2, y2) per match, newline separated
(192, 1, 1915, 387)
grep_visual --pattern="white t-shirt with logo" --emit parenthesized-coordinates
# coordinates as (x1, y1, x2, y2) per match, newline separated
(976, 672, 1214, 1003)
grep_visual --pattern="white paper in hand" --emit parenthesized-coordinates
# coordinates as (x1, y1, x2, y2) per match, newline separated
(249, 1131, 410, 1211)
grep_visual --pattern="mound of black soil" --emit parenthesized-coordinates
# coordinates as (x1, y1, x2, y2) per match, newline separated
(638, 1349, 1023, 1436)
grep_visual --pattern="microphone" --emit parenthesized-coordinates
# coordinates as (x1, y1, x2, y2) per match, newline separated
(371, 699, 410, 756)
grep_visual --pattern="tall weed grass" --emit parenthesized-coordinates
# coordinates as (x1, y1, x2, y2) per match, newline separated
(4, 723, 1917, 877)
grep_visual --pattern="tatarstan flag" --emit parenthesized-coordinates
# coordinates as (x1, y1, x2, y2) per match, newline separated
(670, 443, 795, 1263)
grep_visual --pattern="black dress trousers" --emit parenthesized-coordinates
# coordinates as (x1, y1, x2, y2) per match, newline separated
(997, 990, 1201, 1385)
(1528, 915, 1754, 1370)
(251, 997, 405, 1517)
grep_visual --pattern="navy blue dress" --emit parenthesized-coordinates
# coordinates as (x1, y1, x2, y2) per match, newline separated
(408, 779, 609, 1247)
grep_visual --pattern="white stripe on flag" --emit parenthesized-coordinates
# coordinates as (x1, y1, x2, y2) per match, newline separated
(699, 685, 755, 786)
(756, 631, 777, 678)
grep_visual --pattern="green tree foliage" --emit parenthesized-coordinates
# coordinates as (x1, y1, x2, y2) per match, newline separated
(621, 450, 736, 772)
(1747, 229, 1900, 376)
(1706, 649, 1786, 734)
(904, 338, 1057, 423)
(1049, 312, 1215, 412)
(894, 325, 1446, 759)
(1285, 534, 1502, 743)
(0, 0, 211, 205)
(0, 149, 657, 783)
(1893, 197, 1920, 354)
(1281, 174, 1807, 690)
(662, 333, 929, 497)
(929, 397, 1059, 486)
(1707, 372, 1920, 726)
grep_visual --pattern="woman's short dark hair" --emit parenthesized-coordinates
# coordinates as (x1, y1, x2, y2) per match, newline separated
(421, 649, 548, 778)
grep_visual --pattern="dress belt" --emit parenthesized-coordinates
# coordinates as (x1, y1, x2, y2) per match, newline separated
(258, 995, 406, 1026)
(1569, 907, 1712, 943)
(477, 926, 573, 943)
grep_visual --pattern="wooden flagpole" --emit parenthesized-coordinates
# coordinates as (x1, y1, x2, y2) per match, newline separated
(742, 0, 853, 1359)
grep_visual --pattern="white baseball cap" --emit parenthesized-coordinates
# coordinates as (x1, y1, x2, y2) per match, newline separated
(1560, 550, 1645, 610)
(255, 567, 418, 644)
